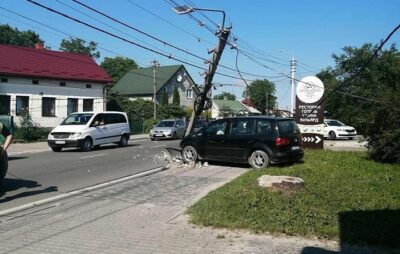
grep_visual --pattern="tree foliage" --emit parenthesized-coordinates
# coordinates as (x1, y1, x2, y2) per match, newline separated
(160, 89, 169, 106)
(213, 92, 236, 101)
(317, 44, 400, 163)
(59, 38, 100, 59)
(100, 56, 138, 83)
(0, 24, 43, 47)
(246, 79, 276, 114)
(172, 87, 180, 106)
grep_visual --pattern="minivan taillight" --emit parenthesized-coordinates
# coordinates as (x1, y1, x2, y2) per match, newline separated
(275, 137, 290, 146)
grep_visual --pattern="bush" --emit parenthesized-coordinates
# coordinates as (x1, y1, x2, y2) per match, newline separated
(13, 127, 52, 142)
(368, 129, 400, 163)
(143, 118, 159, 133)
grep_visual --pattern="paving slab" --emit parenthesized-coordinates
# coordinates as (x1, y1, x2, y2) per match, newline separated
(0, 165, 389, 254)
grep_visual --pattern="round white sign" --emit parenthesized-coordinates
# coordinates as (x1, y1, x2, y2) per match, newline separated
(296, 76, 324, 103)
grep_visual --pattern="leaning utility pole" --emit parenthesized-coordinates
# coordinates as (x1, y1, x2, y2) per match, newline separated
(151, 60, 160, 119)
(185, 26, 231, 136)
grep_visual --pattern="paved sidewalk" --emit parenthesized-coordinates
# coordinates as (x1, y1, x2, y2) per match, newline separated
(0, 164, 383, 254)
(7, 134, 150, 155)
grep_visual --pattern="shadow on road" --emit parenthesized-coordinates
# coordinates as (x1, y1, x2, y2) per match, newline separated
(60, 144, 141, 153)
(0, 178, 58, 203)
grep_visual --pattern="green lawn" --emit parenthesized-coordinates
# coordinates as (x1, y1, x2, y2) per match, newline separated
(188, 150, 400, 247)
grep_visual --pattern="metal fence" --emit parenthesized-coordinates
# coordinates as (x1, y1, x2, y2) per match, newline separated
(129, 119, 144, 134)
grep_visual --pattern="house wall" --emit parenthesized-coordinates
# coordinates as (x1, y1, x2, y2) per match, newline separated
(0, 76, 106, 127)
(157, 68, 197, 108)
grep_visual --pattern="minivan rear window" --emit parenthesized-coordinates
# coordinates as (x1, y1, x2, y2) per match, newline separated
(276, 120, 300, 136)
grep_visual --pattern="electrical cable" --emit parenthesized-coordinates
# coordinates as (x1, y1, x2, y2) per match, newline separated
(26, 0, 253, 82)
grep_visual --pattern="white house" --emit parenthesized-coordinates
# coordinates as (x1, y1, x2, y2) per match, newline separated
(0, 44, 112, 127)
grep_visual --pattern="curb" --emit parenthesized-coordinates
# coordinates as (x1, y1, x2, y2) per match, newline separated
(0, 166, 166, 217)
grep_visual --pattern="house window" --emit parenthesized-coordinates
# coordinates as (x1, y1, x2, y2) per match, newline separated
(60, 82, 66, 87)
(186, 89, 193, 99)
(83, 99, 94, 112)
(42, 97, 56, 117)
(1, 78, 8, 83)
(86, 84, 92, 89)
(16, 96, 29, 116)
(32, 80, 39, 85)
(67, 98, 78, 115)
(0, 95, 11, 115)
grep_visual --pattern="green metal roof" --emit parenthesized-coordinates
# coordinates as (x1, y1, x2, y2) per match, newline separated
(111, 65, 183, 95)
(213, 99, 247, 113)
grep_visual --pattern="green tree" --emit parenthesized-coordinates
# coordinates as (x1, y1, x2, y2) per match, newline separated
(100, 56, 138, 83)
(59, 38, 100, 59)
(160, 89, 169, 106)
(172, 87, 180, 106)
(318, 43, 400, 163)
(0, 24, 43, 47)
(246, 79, 276, 114)
(213, 92, 236, 100)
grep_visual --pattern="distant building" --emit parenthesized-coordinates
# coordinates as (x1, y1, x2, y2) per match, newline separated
(111, 65, 197, 107)
(0, 44, 112, 127)
(212, 99, 247, 119)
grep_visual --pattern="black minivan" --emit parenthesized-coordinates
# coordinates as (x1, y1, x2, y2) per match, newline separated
(180, 116, 304, 169)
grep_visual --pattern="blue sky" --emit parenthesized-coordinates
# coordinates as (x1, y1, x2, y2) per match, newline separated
(0, 0, 399, 110)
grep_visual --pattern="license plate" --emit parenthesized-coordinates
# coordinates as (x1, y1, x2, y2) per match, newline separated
(55, 140, 65, 144)
(154, 134, 162, 137)
(292, 146, 300, 150)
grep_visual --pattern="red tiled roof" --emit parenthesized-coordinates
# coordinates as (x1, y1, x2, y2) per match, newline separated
(0, 44, 112, 83)
(241, 98, 255, 107)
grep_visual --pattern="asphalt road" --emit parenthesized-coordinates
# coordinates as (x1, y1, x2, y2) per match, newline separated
(0, 139, 180, 211)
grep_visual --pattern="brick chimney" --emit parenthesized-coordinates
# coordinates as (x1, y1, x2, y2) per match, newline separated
(35, 43, 44, 50)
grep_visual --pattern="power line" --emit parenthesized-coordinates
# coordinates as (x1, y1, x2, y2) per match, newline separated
(126, 0, 214, 45)
(26, 0, 254, 82)
(71, 0, 270, 79)
(320, 22, 400, 105)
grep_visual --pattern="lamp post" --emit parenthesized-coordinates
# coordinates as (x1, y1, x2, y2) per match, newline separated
(279, 50, 297, 116)
(173, 5, 230, 136)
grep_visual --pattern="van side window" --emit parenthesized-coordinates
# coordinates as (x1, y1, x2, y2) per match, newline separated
(231, 119, 255, 136)
(91, 114, 104, 126)
(257, 119, 273, 135)
(206, 121, 227, 136)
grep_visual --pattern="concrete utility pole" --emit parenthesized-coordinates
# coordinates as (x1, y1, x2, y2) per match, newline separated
(185, 27, 231, 136)
(151, 60, 160, 119)
(290, 57, 297, 116)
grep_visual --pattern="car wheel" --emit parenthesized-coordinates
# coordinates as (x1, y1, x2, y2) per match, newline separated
(81, 137, 93, 152)
(119, 134, 129, 147)
(172, 132, 177, 140)
(51, 146, 62, 152)
(249, 150, 270, 169)
(329, 131, 336, 140)
(182, 145, 198, 162)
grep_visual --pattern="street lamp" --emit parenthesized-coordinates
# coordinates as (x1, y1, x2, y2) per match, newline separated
(278, 50, 297, 116)
(172, 5, 226, 30)
(172, 4, 230, 136)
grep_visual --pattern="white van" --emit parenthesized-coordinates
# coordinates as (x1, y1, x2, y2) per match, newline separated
(47, 112, 130, 152)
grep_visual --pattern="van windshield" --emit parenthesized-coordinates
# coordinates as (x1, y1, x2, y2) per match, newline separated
(61, 113, 94, 125)
(276, 120, 300, 136)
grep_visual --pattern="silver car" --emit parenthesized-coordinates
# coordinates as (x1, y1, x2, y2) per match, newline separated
(150, 119, 186, 140)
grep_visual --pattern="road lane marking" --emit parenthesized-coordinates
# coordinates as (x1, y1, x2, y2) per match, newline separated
(8, 148, 51, 156)
(0, 166, 166, 217)
(80, 154, 106, 159)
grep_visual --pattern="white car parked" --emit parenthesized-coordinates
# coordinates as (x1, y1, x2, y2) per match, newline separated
(323, 119, 357, 140)
(47, 112, 130, 152)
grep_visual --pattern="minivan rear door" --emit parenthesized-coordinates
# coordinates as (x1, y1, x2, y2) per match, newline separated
(276, 119, 302, 151)
(203, 119, 230, 161)
(224, 118, 256, 162)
